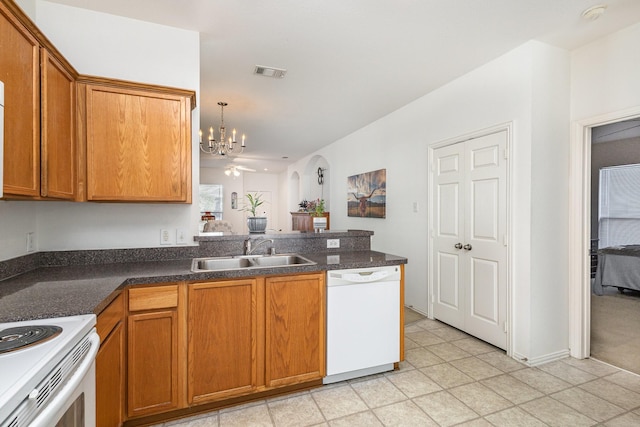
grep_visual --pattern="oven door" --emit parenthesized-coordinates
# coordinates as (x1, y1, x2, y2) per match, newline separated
(30, 331, 99, 427)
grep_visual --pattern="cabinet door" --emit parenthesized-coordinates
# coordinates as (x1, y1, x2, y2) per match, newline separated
(96, 293, 124, 427)
(41, 48, 76, 199)
(96, 321, 124, 427)
(0, 4, 40, 197)
(128, 310, 180, 417)
(84, 84, 191, 202)
(188, 279, 259, 404)
(265, 273, 325, 388)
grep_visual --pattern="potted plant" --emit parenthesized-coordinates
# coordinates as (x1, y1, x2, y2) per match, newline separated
(313, 198, 325, 217)
(243, 193, 267, 233)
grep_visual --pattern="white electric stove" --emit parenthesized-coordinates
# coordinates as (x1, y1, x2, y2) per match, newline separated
(0, 314, 99, 427)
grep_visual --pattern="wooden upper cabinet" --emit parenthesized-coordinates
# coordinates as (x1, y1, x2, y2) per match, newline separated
(1, 2, 196, 203)
(82, 82, 193, 202)
(0, 1, 77, 200)
(41, 48, 76, 199)
(0, 3, 40, 197)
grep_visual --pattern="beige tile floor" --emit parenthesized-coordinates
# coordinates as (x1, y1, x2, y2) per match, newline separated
(157, 318, 640, 427)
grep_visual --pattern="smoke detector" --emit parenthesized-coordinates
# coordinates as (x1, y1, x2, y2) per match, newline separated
(254, 65, 287, 79)
(582, 4, 607, 21)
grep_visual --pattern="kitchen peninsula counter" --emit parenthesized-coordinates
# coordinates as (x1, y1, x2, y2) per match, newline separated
(0, 231, 406, 323)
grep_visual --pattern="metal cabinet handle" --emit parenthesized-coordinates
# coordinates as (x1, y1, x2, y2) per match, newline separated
(463, 244, 472, 251)
(454, 243, 463, 249)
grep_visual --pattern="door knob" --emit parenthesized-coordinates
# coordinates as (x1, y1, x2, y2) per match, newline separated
(463, 244, 472, 251)
(454, 243, 463, 249)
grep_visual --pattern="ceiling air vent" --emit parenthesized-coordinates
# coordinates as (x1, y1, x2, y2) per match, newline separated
(254, 65, 287, 79)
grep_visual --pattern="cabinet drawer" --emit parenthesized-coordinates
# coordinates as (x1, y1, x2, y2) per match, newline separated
(129, 285, 179, 311)
(97, 293, 124, 342)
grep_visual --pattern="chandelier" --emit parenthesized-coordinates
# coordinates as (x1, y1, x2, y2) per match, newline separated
(199, 101, 245, 157)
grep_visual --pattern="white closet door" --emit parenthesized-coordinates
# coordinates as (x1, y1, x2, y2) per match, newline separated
(433, 130, 508, 350)
(432, 143, 465, 329)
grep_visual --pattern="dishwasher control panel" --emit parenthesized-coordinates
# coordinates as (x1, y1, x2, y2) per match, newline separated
(327, 265, 401, 285)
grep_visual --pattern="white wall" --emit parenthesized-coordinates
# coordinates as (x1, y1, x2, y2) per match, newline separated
(288, 41, 571, 363)
(0, 0, 200, 258)
(569, 22, 640, 358)
(528, 43, 571, 362)
(571, 23, 640, 121)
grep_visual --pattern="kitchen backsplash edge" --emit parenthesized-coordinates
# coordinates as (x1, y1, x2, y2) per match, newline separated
(0, 230, 373, 282)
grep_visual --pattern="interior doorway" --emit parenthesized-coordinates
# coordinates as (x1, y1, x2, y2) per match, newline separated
(589, 121, 640, 373)
(569, 108, 640, 361)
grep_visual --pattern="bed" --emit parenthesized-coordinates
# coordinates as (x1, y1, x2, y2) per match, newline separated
(593, 245, 640, 295)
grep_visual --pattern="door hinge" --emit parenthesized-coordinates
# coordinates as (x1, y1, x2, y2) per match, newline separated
(503, 321, 508, 333)
(503, 235, 508, 246)
(503, 147, 508, 159)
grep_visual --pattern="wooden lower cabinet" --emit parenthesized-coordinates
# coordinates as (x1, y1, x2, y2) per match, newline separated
(96, 293, 125, 427)
(96, 322, 124, 427)
(188, 279, 259, 405)
(127, 285, 184, 419)
(265, 274, 325, 388)
(122, 274, 325, 423)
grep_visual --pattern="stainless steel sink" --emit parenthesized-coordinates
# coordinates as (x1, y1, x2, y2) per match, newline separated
(191, 254, 316, 272)
(193, 257, 253, 271)
(247, 254, 312, 267)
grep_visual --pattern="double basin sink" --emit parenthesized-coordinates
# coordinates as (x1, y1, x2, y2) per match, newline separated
(192, 254, 316, 272)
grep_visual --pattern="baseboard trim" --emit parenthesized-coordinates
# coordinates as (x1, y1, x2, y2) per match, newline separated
(513, 349, 570, 367)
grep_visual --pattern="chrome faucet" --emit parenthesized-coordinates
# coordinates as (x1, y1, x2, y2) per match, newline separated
(244, 238, 275, 255)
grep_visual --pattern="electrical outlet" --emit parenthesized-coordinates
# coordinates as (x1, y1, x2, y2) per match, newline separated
(160, 229, 173, 245)
(327, 255, 340, 264)
(176, 228, 187, 245)
(26, 232, 35, 252)
(327, 239, 340, 249)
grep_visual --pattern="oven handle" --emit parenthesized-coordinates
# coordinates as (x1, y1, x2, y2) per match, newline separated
(29, 331, 100, 427)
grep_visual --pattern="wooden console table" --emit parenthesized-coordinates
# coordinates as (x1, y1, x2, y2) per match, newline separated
(291, 212, 330, 231)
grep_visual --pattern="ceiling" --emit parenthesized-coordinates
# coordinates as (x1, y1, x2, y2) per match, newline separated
(593, 118, 640, 143)
(44, 0, 640, 172)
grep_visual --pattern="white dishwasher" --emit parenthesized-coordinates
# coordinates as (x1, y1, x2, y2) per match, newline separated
(324, 265, 401, 384)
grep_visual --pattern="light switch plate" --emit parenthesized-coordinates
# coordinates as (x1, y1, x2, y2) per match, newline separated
(176, 228, 187, 245)
(26, 232, 35, 252)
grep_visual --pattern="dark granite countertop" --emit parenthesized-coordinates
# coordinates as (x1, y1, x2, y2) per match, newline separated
(0, 250, 406, 323)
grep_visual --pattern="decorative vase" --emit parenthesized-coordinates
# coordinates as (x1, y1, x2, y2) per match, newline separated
(247, 216, 267, 233)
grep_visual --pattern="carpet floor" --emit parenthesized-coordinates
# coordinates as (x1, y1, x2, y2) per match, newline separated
(591, 286, 640, 374)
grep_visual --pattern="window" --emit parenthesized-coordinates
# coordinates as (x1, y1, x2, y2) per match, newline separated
(199, 184, 224, 220)
(599, 164, 640, 248)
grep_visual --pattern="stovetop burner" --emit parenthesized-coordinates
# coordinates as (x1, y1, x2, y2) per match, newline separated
(0, 325, 62, 354)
